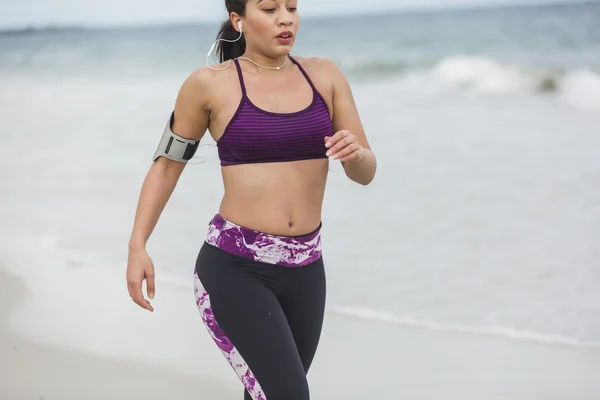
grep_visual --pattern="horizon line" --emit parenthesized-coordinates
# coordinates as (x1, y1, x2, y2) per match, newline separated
(0, 0, 597, 32)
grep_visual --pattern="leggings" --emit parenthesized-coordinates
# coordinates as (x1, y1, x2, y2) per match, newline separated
(193, 214, 326, 400)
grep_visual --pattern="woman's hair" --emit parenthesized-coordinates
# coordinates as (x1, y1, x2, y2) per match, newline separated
(216, 0, 248, 63)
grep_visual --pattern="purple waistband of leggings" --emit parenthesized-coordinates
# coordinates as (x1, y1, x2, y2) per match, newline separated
(205, 214, 322, 267)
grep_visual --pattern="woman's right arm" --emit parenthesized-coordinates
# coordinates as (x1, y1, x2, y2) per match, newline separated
(127, 69, 211, 312)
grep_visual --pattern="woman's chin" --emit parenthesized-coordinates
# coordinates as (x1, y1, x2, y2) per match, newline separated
(271, 42, 294, 55)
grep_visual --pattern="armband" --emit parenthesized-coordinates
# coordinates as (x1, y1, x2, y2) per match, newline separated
(152, 111, 199, 163)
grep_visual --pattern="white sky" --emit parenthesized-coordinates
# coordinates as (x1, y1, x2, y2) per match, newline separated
(0, 0, 587, 29)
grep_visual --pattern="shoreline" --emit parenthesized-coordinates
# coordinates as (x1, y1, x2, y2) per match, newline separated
(326, 307, 600, 352)
(2, 267, 600, 399)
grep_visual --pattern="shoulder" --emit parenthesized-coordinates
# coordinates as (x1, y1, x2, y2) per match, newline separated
(182, 62, 235, 93)
(292, 57, 349, 98)
(177, 61, 238, 107)
(292, 56, 347, 83)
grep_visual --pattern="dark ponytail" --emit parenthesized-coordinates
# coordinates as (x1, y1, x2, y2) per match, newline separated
(216, 0, 247, 63)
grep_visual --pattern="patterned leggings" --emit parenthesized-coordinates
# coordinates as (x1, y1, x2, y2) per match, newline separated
(193, 214, 326, 400)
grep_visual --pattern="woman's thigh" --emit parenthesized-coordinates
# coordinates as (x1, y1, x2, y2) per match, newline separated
(194, 243, 310, 400)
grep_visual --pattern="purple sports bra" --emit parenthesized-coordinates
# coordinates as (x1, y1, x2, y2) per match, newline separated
(216, 56, 334, 167)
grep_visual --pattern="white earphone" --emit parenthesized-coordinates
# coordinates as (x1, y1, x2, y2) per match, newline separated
(206, 20, 244, 71)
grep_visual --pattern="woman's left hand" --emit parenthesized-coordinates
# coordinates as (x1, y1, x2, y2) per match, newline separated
(324, 130, 365, 163)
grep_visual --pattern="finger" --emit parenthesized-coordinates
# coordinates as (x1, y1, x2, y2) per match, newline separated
(324, 130, 347, 148)
(133, 294, 154, 312)
(339, 147, 362, 162)
(324, 134, 339, 145)
(334, 143, 360, 160)
(327, 134, 355, 157)
(146, 270, 155, 300)
(323, 136, 333, 156)
(127, 280, 139, 300)
(129, 279, 154, 312)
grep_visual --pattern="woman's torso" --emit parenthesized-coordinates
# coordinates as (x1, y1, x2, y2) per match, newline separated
(203, 56, 334, 236)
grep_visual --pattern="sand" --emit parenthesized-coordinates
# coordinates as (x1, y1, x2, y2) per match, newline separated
(2, 267, 600, 400)
(0, 269, 237, 400)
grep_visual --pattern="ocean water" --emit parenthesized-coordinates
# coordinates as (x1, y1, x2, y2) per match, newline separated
(1, 1, 600, 363)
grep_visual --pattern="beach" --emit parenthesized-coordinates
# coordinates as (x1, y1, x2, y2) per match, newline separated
(2, 2, 600, 399)
(2, 267, 600, 400)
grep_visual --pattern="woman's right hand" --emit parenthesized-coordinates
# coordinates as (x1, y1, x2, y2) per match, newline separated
(126, 248, 156, 312)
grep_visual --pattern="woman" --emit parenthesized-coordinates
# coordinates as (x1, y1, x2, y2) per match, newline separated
(126, 0, 377, 398)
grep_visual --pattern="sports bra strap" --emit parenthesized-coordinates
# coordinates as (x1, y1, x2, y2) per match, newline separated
(288, 56, 317, 93)
(233, 56, 316, 97)
(233, 58, 247, 97)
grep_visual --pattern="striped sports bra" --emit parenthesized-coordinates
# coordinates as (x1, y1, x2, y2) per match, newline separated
(216, 56, 334, 166)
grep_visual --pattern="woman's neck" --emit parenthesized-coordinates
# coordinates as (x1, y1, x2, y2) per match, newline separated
(238, 50, 290, 72)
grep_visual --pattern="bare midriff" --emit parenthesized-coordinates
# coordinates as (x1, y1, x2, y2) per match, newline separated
(218, 158, 329, 236)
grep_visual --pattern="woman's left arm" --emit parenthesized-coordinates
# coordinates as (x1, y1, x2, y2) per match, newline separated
(322, 59, 377, 186)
